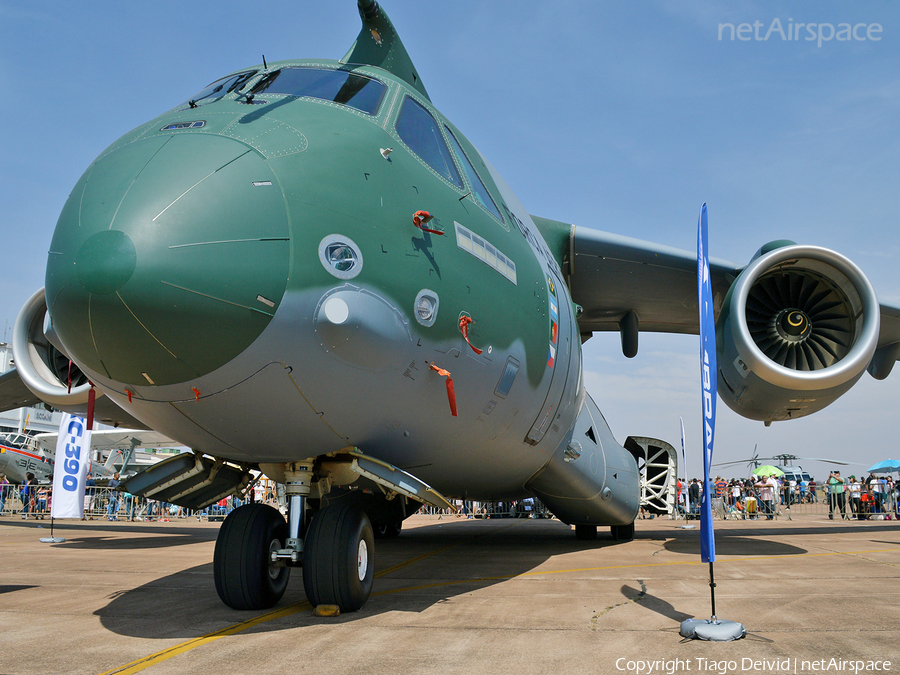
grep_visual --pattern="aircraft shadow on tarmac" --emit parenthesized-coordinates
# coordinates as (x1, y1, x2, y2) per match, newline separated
(95, 518, 679, 639)
(15, 521, 219, 551)
(93, 518, 900, 638)
(661, 533, 807, 557)
(653, 520, 900, 556)
(0, 585, 38, 596)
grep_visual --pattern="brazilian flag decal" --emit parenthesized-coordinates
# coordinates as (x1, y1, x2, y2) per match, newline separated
(547, 276, 559, 368)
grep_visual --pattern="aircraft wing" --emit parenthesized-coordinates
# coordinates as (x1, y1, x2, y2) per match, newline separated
(871, 304, 900, 379)
(0, 367, 151, 429)
(565, 225, 740, 338)
(0, 368, 43, 410)
(533, 217, 900, 380)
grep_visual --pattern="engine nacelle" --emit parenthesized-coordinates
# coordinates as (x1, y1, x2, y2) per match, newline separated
(717, 245, 880, 422)
(12, 288, 94, 407)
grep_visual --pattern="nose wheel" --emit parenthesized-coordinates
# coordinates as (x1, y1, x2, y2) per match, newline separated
(302, 503, 375, 612)
(214, 503, 290, 610)
(213, 497, 376, 612)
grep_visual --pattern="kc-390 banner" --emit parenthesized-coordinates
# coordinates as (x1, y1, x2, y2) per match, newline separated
(51, 414, 92, 519)
(697, 203, 717, 564)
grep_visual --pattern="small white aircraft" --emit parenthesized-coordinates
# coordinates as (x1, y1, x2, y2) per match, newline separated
(0, 432, 53, 484)
(33, 428, 180, 480)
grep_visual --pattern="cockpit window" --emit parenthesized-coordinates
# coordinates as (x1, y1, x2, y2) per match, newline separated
(247, 67, 386, 115)
(183, 70, 258, 107)
(444, 126, 503, 222)
(396, 97, 463, 188)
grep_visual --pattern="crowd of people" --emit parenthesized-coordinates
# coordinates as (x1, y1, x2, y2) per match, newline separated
(3, 469, 898, 523)
(675, 471, 898, 521)
(0, 472, 255, 521)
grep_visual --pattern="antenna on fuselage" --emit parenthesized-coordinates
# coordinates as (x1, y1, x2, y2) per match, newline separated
(262, 54, 268, 71)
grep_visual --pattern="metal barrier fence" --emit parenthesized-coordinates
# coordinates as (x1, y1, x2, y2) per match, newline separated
(673, 485, 899, 521)
(1, 484, 896, 523)
(0, 484, 244, 521)
(418, 500, 552, 519)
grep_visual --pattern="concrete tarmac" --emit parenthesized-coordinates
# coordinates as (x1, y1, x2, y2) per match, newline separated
(0, 511, 898, 675)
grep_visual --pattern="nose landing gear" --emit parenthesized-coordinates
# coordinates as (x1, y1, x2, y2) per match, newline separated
(213, 500, 376, 613)
(213, 503, 290, 610)
(302, 503, 375, 611)
(212, 451, 452, 612)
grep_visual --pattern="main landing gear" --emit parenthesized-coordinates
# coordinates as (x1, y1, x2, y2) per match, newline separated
(610, 522, 635, 542)
(573, 522, 635, 542)
(213, 500, 375, 612)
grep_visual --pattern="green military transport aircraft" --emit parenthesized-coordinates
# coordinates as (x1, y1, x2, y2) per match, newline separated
(3, 0, 900, 612)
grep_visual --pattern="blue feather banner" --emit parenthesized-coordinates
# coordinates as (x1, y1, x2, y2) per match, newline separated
(697, 203, 717, 563)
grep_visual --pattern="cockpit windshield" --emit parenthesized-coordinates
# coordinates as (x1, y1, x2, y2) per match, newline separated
(247, 67, 386, 115)
(0, 433, 34, 450)
(182, 70, 258, 108)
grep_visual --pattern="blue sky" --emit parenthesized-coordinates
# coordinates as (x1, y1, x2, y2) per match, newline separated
(1, 1, 899, 480)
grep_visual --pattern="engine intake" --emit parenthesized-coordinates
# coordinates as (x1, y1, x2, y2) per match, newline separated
(717, 245, 879, 422)
(12, 288, 94, 407)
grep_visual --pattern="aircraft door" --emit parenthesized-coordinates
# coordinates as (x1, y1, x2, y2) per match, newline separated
(524, 266, 577, 446)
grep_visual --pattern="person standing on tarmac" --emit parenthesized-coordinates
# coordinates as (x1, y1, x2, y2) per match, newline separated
(20, 472, 35, 519)
(848, 476, 862, 518)
(107, 473, 121, 521)
(688, 479, 701, 516)
(753, 473, 777, 520)
(827, 470, 847, 520)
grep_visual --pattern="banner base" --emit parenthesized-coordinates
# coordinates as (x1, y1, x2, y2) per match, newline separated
(39, 537, 66, 543)
(680, 618, 746, 641)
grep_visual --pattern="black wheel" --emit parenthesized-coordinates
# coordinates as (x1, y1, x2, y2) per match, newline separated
(374, 519, 402, 539)
(574, 524, 597, 540)
(303, 503, 374, 612)
(610, 522, 635, 542)
(214, 503, 289, 610)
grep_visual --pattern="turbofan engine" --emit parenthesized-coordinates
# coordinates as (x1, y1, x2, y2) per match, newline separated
(12, 287, 94, 407)
(717, 244, 880, 423)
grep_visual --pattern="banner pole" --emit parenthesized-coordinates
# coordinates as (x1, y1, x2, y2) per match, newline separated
(40, 516, 65, 544)
(678, 203, 744, 641)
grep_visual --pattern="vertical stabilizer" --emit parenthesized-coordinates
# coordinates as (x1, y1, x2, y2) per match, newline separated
(342, 0, 430, 101)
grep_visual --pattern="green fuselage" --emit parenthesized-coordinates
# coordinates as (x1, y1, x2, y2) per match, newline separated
(45, 58, 583, 499)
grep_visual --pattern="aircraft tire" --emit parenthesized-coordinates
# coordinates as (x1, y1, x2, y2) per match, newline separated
(610, 522, 635, 542)
(574, 524, 597, 540)
(374, 519, 402, 539)
(214, 503, 290, 610)
(303, 503, 374, 612)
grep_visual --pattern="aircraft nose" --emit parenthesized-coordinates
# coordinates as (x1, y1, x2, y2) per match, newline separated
(46, 133, 290, 387)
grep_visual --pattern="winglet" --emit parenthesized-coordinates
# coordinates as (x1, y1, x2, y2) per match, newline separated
(342, 0, 430, 101)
